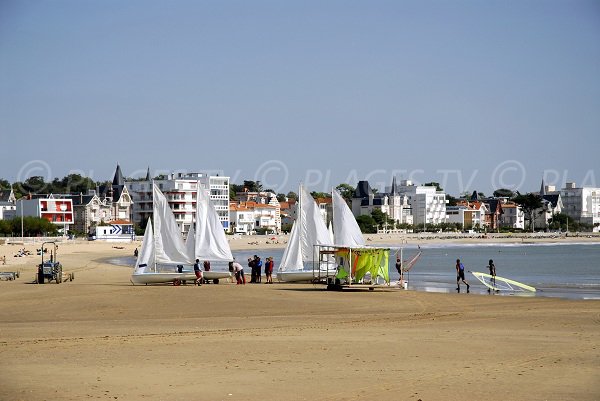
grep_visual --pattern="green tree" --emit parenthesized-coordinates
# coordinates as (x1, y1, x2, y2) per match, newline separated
(310, 191, 330, 199)
(548, 213, 574, 231)
(493, 188, 515, 198)
(243, 180, 262, 192)
(15, 176, 48, 194)
(286, 191, 298, 200)
(424, 182, 443, 191)
(229, 183, 244, 200)
(59, 174, 96, 194)
(0, 179, 11, 190)
(513, 192, 544, 232)
(335, 183, 355, 202)
(355, 214, 377, 233)
(276, 193, 287, 202)
(370, 209, 386, 227)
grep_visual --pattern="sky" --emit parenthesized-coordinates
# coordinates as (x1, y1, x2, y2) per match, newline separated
(1, 0, 599, 196)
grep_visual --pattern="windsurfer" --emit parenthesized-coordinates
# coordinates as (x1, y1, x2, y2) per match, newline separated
(488, 259, 497, 293)
(455, 259, 470, 293)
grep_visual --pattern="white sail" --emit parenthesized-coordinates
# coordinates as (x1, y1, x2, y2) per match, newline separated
(185, 225, 195, 261)
(134, 217, 155, 274)
(332, 189, 365, 247)
(279, 220, 304, 271)
(192, 184, 233, 261)
(328, 221, 334, 243)
(279, 185, 331, 272)
(153, 183, 191, 264)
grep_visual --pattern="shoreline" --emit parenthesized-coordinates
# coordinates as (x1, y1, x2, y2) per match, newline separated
(1, 233, 599, 270)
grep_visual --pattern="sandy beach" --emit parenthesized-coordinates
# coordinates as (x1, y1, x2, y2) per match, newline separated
(1, 237, 599, 400)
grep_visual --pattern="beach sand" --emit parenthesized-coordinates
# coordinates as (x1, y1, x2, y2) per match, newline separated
(0, 238, 599, 400)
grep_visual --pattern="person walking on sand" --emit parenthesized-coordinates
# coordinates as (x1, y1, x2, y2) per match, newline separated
(193, 259, 203, 286)
(488, 259, 497, 293)
(455, 259, 469, 293)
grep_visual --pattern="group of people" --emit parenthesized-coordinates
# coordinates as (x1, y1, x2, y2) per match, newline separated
(455, 258, 497, 293)
(247, 255, 275, 284)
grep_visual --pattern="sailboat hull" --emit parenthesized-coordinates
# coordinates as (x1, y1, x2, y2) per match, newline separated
(131, 271, 232, 285)
(131, 272, 197, 285)
(277, 269, 337, 283)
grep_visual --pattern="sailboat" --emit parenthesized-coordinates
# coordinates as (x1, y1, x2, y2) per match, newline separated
(187, 184, 233, 282)
(131, 183, 196, 284)
(276, 185, 334, 282)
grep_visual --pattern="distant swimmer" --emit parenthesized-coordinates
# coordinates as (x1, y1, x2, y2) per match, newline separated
(455, 259, 470, 293)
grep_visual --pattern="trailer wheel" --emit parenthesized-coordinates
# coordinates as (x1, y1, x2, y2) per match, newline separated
(213, 278, 219, 284)
(37, 271, 44, 284)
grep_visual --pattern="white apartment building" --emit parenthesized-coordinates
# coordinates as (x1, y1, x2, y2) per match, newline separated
(229, 201, 281, 234)
(560, 182, 600, 232)
(126, 172, 230, 235)
(395, 180, 447, 226)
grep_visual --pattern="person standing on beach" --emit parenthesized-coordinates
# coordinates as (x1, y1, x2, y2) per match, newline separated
(265, 257, 274, 284)
(248, 257, 256, 283)
(488, 259, 497, 293)
(254, 256, 263, 283)
(455, 259, 469, 293)
(193, 259, 203, 286)
(203, 260, 211, 284)
(395, 257, 403, 283)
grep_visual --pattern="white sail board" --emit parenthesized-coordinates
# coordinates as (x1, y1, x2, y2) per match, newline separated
(471, 272, 536, 293)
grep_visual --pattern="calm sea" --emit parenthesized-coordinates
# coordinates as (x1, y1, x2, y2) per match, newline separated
(110, 243, 600, 300)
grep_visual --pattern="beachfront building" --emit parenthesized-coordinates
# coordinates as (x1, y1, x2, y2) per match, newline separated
(279, 199, 297, 227)
(352, 178, 414, 226)
(499, 201, 525, 230)
(126, 171, 230, 236)
(446, 200, 488, 230)
(16, 195, 74, 234)
(0, 189, 16, 220)
(315, 196, 333, 226)
(233, 190, 282, 231)
(531, 182, 564, 230)
(67, 165, 133, 235)
(394, 180, 446, 227)
(560, 182, 600, 232)
(229, 199, 281, 235)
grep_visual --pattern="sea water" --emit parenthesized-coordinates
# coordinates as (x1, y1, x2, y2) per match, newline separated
(110, 243, 600, 300)
(232, 243, 600, 299)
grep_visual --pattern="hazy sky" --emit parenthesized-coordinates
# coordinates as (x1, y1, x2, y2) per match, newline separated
(1, 0, 599, 196)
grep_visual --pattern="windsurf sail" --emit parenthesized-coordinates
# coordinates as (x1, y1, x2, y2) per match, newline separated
(399, 250, 422, 272)
(471, 272, 536, 293)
